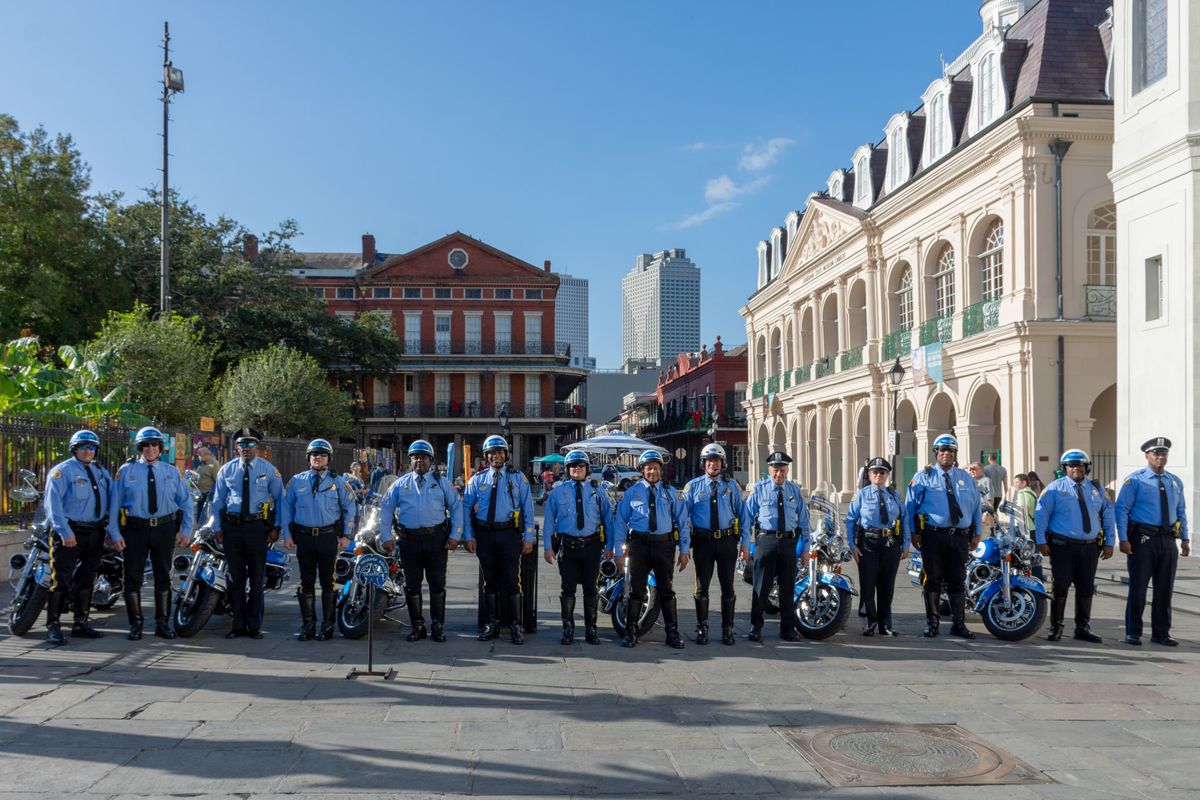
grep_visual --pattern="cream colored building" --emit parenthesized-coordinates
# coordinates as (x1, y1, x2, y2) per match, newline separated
(741, 0, 1120, 498)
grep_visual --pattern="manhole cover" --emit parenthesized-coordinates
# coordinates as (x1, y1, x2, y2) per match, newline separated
(773, 724, 1050, 787)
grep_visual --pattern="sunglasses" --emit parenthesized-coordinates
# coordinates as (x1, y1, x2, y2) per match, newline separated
(76, 445, 98, 451)
(934, 447, 957, 453)
(1062, 461, 1087, 469)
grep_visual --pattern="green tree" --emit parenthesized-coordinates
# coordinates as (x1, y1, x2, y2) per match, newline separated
(0, 336, 148, 424)
(86, 302, 216, 427)
(219, 345, 352, 438)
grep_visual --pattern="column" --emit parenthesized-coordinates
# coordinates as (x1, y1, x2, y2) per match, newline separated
(835, 279, 847, 354)
(867, 389, 882, 459)
(810, 292, 823, 364)
(840, 398, 854, 497)
(815, 403, 828, 484)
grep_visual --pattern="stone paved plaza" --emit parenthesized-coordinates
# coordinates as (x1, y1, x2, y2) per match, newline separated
(1, 534, 1198, 800)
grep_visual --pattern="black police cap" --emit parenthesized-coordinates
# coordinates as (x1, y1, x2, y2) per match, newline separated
(765, 451, 793, 467)
(235, 427, 263, 443)
(866, 457, 892, 472)
(1141, 436, 1171, 453)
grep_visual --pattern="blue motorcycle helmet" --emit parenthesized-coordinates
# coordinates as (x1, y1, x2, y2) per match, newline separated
(482, 435, 509, 454)
(932, 434, 958, 452)
(134, 426, 165, 449)
(1060, 449, 1091, 473)
(637, 450, 664, 469)
(564, 450, 590, 469)
(69, 429, 100, 453)
(306, 438, 333, 456)
(407, 439, 435, 458)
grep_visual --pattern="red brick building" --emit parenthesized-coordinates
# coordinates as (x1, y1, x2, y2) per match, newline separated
(638, 337, 749, 485)
(294, 232, 588, 465)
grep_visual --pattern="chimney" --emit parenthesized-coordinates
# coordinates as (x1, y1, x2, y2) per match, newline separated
(242, 234, 258, 261)
(544, 259, 551, 272)
(714, 335, 724, 355)
(362, 233, 376, 265)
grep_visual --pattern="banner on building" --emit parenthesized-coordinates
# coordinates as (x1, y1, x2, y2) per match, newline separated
(910, 342, 944, 387)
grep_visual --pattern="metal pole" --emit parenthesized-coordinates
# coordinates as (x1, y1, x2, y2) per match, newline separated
(891, 386, 899, 488)
(160, 22, 171, 317)
(1049, 139, 1072, 458)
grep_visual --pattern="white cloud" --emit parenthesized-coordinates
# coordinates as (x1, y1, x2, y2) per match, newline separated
(739, 137, 796, 172)
(704, 174, 771, 205)
(680, 141, 708, 152)
(665, 202, 739, 230)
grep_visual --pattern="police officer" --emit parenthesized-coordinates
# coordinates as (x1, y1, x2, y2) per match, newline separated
(1116, 436, 1190, 646)
(745, 451, 810, 642)
(1034, 449, 1115, 643)
(278, 438, 356, 641)
(41, 430, 113, 645)
(613, 450, 690, 649)
(544, 450, 614, 645)
(683, 443, 751, 646)
(904, 434, 983, 639)
(845, 457, 906, 637)
(210, 428, 284, 639)
(379, 440, 466, 643)
(109, 427, 194, 640)
(463, 435, 535, 644)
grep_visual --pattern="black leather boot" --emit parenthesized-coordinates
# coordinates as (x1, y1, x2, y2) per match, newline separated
(583, 593, 600, 644)
(1074, 594, 1102, 643)
(406, 592, 427, 641)
(125, 590, 144, 640)
(694, 594, 709, 645)
(297, 592, 316, 640)
(71, 586, 103, 638)
(46, 591, 67, 645)
(622, 595, 643, 648)
(478, 592, 500, 641)
(154, 590, 177, 639)
(430, 591, 447, 642)
(720, 596, 736, 645)
(1047, 595, 1067, 641)
(922, 591, 940, 638)
(316, 590, 336, 640)
(663, 596, 685, 649)
(948, 594, 976, 639)
(508, 593, 525, 645)
(560, 594, 576, 645)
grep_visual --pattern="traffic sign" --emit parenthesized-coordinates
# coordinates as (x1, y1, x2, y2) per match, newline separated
(674, 447, 687, 459)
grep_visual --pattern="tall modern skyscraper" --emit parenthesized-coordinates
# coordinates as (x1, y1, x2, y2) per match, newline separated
(554, 272, 595, 370)
(621, 248, 700, 372)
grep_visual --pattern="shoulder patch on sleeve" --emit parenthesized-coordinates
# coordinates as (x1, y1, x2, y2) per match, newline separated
(275, 469, 281, 478)
(51, 469, 63, 480)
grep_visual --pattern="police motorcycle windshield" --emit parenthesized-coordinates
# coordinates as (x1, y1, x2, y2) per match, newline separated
(793, 481, 857, 640)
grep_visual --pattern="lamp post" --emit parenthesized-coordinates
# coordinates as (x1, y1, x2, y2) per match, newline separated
(160, 22, 185, 317)
(887, 357, 906, 487)
(498, 403, 511, 454)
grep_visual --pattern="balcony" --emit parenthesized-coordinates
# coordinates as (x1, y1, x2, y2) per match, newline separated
(882, 329, 911, 360)
(795, 364, 812, 385)
(766, 375, 780, 395)
(918, 315, 954, 347)
(640, 410, 747, 438)
(815, 358, 836, 379)
(839, 346, 864, 371)
(364, 401, 585, 420)
(1084, 284, 1116, 320)
(962, 298, 1001, 338)
(750, 380, 764, 400)
(398, 339, 573, 357)
(782, 369, 792, 390)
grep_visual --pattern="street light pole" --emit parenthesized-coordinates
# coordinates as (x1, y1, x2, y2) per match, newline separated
(160, 22, 185, 317)
(887, 357, 906, 488)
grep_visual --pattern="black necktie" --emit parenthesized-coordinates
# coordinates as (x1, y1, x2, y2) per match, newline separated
(879, 487, 889, 525)
(147, 462, 158, 516)
(241, 462, 251, 521)
(776, 485, 786, 531)
(312, 471, 322, 497)
(1074, 481, 1091, 534)
(943, 471, 962, 525)
(648, 486, 658, 532)
(575, 481, 585, 530)
(710, 480, 720, 530)
(83, 463, 102, 519)
(418, 474, 425, 491)
(486, 471, 500, 525)
(1156, 474, 1170, 528)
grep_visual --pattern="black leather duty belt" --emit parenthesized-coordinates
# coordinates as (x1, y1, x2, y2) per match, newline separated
(473, 520, 516, 531)
(291, 523, 338, 537)
(1130, 522, 1173, 537)
(757, 529, 800, 539)
(860, 528, 899, 539)
(555, 532, 602, 549)
(401, 523, 449, 537)
(124, 514, 177, 529)
(925, 526, 973, 536)
(692, 527, 735, 540)
(68, 520, 107, 533)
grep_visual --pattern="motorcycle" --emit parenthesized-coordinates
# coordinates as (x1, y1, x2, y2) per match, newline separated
(907, 500, 1047, 641)
(171, 524, 292, 637)
(792, 484, 857, 640)
(596, 544, 661, 638)
(336, 496, 405, 639)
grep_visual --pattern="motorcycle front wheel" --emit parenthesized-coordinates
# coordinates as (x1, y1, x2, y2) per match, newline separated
(795, 586, 852, 640)
(609, 588, 661, 638)
(980, 587, 1046, 641)
(337, 587, 388, 639)
(8, 581, 48, 636)
(173, 583, 219, 638)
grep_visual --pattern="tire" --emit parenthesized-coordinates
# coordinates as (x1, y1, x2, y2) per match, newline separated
(980, 587, 1046, 642)
(8, 582, 48, 637)
(609, 587, 661, 638)
(795, 586, 852, 641)
(338, 587, 388, 639)
(173, 584, 219, 638)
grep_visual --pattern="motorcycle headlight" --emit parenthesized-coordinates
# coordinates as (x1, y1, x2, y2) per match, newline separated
(172, 555, 190, 571)
(1017, 540, 1035, 560)
(10, 553, 27, 570)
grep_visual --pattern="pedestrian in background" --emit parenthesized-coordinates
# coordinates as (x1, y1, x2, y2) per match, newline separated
(194, 445, 218, 525)
(983, 453, 1008, 510)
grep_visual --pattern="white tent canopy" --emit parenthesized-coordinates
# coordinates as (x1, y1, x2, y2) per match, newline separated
(560, 431, 669, 457)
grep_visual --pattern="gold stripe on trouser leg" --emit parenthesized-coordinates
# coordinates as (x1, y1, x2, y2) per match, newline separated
(49, 533, 59, 591)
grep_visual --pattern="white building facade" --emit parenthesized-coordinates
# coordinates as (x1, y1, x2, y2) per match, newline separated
(621, 249, 701, 371)
(554, 272, 595, 370)
(1112, 0, 1198, 500)
(741, 0, 1119, 497)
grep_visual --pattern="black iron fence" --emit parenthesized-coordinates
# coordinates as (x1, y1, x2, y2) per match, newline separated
(257, 437, 359, 480)
(401, 339, 573, 357)
(361, 401, 585, 420)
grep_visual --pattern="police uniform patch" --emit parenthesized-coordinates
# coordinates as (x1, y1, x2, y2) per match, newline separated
(51, 470, 62, 480)
(275, 469, 281, 478)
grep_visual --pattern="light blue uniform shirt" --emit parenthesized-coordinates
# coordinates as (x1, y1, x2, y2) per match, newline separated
(278, 469, 357, 542)
(210, 457, 284, 531)
(1115, 467, 1189, 542)
(904, 466, 983, 537)
(1034, 477, 1116, 546)
(614, 480, 691, 554)
(544, 478, 614, 546)
(108, 458, 195, 542)
(682, 475, 752, 548)
(43, 457, 112, 538)
(462, 467, 536, 543)
(746, 479, 812, 552)
(379, 470, 464, 544)
(844, 484, 907, 549)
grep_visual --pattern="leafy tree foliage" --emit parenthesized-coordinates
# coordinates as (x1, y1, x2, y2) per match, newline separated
(0, 336, 148, 425)
(219, 345, 352, 438)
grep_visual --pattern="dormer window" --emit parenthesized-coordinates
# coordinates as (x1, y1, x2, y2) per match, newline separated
(884, 113, 911, 192)
(922, 79, 953, 166)
(969, 48, 1006, 134)
(770, 227, 785, 278)
(852, 146, 873, 209)
(827, 169, 846, 201)
(757, 240, 770, 288)
(786, 210, 801, 243)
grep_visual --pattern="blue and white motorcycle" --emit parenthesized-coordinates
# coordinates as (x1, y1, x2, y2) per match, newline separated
(793, 484, 857, 640)
(908, 500, 1047, 641)
(598, 545, 661, 638)
(336, 495, 405, 639)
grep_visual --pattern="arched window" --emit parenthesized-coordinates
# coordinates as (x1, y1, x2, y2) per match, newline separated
(979, 220, 1004, 300)
(755, 334, 766, 381)
(977, 53, 999, 127)
(855, 156, 871, 205)
(1087, 204, 1117, 286)
(896, 266, 914, 329)
(929, 94, 948, 161)
(888, 126, 906, 189)
(770, 329, 782, 376)
(933, 244, 956, 318)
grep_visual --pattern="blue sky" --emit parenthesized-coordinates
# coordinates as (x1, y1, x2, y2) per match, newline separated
(2, 2, 981, 368)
